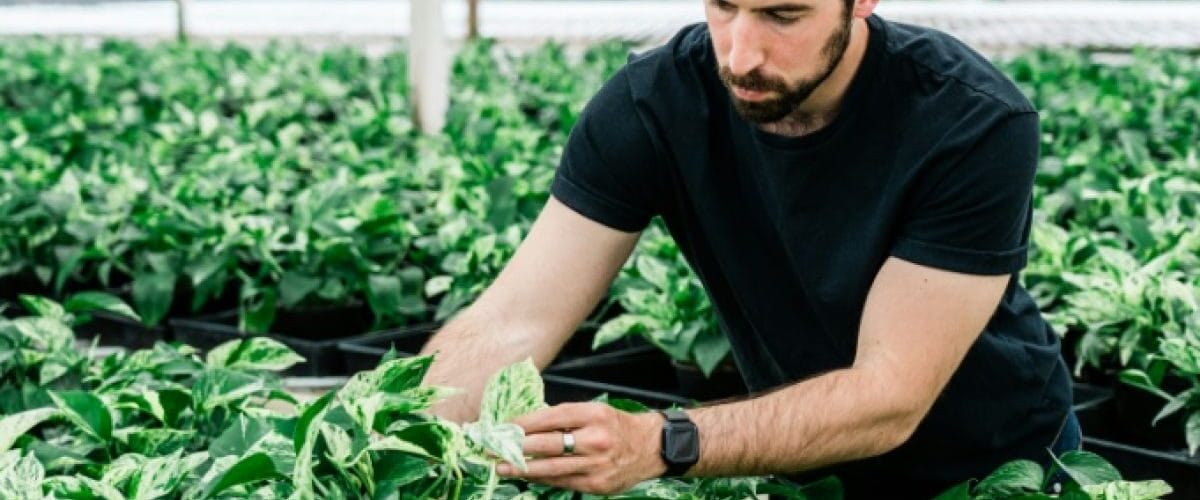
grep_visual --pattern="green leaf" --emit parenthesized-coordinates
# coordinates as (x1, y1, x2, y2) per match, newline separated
(635, 256, 671, 290)
(372, 452, 434, 490)
(210, 416, 274, 459)
(1081, 480, 1173, 500)
(64, 292, 140, 323)
(1187, 410, 1200, 457)
(1051, 451, 1122, 487)
(129, 451, 189, 500)
(10, 317, 75, 352)
(192, 368, 267, 411)
(121, 428, 194, 456)
(367, 274, 403, 319)
(1118, 369, 1172, 400)
(0, 450, 46, 497)
(388, 421, 456, 460)
(1160, 338, 1200, 375)
(691, 327, 730, 377)
(594, 314, 651, 349)
(0, 408, 58, 453)
(18, 295, 65, 320)
(132, 271, 176, 327)
(597, 395, 650, 414)
(146, 389, 190, 428)
(479, 358, 546, 424)
(1152, 393, 1189, 427)
(49, 391, 112, 441)
(343, 355, 435, 398)
(207, 337, 305, 372)
(465, 421, 528, 471)
(278, 272, 321, 309)
(43, 476, 124, 500)
(368, 435, 436, 459)
(292, 391, 335, 500)
(974, 459, 1045, 497)
(241, 289, 277, 335)
(202, 452, 281, 499)
(425, 275, 453, 297)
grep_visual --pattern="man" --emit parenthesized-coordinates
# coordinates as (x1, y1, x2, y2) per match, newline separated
(419, 0, 1079, 497)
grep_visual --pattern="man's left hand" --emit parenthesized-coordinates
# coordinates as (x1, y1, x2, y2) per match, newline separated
(496, 402, 668, 494)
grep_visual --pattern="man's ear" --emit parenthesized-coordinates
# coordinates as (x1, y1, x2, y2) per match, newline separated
(852, 0, 880, 19)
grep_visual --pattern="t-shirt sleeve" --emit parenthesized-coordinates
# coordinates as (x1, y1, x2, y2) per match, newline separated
(890, 112, 1040, 275)
(550, 68, 662, 233)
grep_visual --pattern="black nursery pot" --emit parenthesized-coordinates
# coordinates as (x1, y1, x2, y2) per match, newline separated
(0, 271, 53, 302)
(1111, 376, 1192, 451)
(544, 344, 682, 394)
(1073, 381, 1200, 500)
(542, 373, 693, 408)
(77, 310, 169, 350)
(1071, 382, 1115, 438)
(170, 304, 390, 376)
(671, 359, 748, 403)
(1082, 436, 1200, 500)
(335, 324, 643, 375)
(336, 324, 441, 374)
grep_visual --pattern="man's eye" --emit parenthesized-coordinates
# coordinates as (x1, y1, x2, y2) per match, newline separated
(712, 0, 735, 11)
(765, 11, 799, 24)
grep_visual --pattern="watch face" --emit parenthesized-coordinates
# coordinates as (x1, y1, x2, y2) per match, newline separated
(664, 423, 700, 463)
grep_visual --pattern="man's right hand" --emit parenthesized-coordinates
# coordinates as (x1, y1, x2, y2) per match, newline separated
(418, 196, 641, 422)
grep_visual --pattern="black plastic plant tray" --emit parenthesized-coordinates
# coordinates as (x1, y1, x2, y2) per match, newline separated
(1082, 436, 1199, 499)
(1074, 385, 1199, 499)
(336, 324, 442, 374)
(542, 373, 693, 408)
(543, 344, 685, 395)
(77, 310, 169, 350)
(336, 324, 644, 375)
(170, 306, 400, 377)
(545, 344, 750, 403)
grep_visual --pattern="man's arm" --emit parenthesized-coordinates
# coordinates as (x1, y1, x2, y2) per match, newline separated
(421, 197, 640, 422)
(683, 257, 1009, 476)
(500, 256, 1009, 492)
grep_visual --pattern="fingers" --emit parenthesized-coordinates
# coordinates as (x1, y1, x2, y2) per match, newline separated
(500, 455, 597, 479)
(522, 431, 569, 457)
(513, 402, 611, 434)
(522, 426, 616, 457)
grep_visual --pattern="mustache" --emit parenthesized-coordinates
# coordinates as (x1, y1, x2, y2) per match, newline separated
(718, 66, 789, 93)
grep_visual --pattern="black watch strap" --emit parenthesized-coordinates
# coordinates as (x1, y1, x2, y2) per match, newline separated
(657, 409, 699, 477)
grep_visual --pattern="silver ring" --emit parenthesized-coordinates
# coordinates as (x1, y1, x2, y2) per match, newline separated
(562, 431, 576, 456)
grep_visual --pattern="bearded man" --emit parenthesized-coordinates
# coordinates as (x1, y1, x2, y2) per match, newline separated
(419, 1, 1079, 497)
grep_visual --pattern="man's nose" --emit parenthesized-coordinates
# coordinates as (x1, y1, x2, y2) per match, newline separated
(727, 17, 765, 76)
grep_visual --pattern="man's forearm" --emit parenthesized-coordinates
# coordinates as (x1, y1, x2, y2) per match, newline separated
(683, 367, 923, 477)
(420, 300, 568, 423)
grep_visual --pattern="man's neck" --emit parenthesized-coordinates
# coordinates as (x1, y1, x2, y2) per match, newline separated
(758, 17, 871, 138)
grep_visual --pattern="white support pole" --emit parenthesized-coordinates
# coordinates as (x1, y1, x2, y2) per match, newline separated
(468, 0, 479, 39)
(409, 0, 450, 134)
(175, 0, 189, 41)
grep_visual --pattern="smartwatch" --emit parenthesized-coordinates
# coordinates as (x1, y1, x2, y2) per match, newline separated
(657, 408, 700, 477)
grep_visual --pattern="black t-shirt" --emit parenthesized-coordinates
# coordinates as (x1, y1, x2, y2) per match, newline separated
(551, 15, 1073, 498)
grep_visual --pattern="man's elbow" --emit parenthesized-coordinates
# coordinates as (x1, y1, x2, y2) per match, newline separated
(872, 399, 928, 456)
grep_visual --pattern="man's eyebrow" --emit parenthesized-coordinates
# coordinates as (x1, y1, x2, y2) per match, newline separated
(751, 3, 813, 13)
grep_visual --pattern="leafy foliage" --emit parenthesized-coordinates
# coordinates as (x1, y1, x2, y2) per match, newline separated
(0, 298, 820, 498)
(936, 451, 1172, 500)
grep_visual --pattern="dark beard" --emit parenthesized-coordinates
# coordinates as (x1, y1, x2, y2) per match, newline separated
(718, 13, 853, 124)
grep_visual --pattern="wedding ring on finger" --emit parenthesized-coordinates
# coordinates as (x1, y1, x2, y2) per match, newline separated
(562, 430, 576, 456)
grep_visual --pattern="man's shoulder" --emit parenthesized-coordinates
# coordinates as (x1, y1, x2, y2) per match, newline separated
(876, 16, 1034, 115)
(623, 23, 715, 101)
